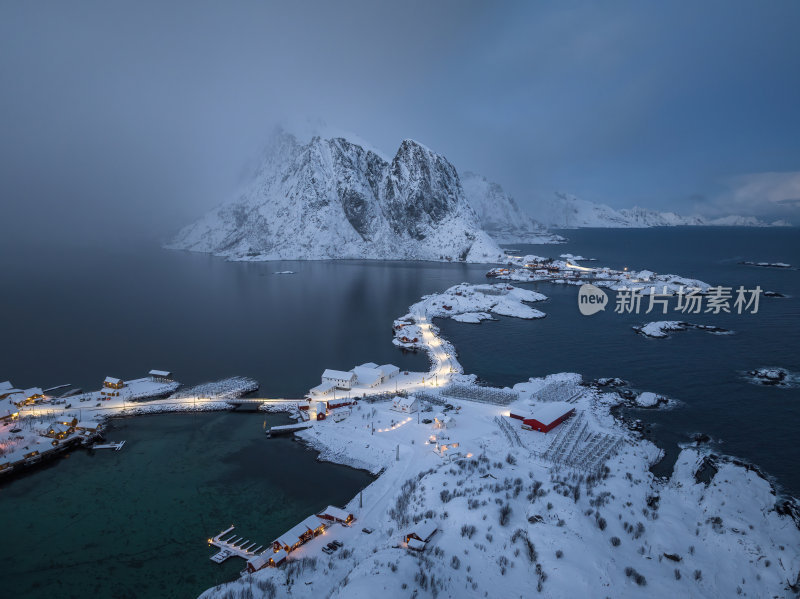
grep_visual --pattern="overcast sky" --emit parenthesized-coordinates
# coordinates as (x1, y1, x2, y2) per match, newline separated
(1, 1, 799, 246)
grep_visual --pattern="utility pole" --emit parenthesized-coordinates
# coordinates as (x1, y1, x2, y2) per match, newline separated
(396, 444, 399, 461)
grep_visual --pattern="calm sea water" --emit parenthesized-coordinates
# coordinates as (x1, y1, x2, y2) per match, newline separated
(0, 244, 492, 396)
(0, 411, 373, 599)
(0, 227, 797, 598)
(0, 244, 490, 599)
(440, 227, 800, 495)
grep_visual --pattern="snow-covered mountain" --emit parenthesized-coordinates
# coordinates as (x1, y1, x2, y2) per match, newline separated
(460, 172, 563, 243)
(167, 132, 503, 263)
(541, 192, 791, 228)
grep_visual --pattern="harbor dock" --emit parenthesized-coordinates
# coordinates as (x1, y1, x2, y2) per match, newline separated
(208, 526, 265, 563)
(267, 422, 313, 437)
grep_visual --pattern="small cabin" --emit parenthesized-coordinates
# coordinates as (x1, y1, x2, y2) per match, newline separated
(433, 441, 461, 459)
(309, 381, 336, 397)
(316, 505, 354, 525)
(1, 408, 19, 423)
(434, 413, 454, 429)
(405, 520, 438, 544)
(75, 421, 101, 433)
(245, 555, 269, 573)
(103, 377, 124, 390)
(17, 387, 45, 405)
(391, 396, 418, 413)
(273, 516, 327, 553)
(312, 401, 328, 421)
(46, 422, 74, 439)
(268, 550, 288, 567)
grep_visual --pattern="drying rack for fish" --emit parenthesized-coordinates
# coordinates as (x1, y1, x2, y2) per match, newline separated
(208, 526, 265, 563)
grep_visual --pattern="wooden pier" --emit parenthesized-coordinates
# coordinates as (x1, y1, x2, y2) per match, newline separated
(92, 440, 126, 451)
(267, 422, 312, 437)
(208, 526, 265, 563)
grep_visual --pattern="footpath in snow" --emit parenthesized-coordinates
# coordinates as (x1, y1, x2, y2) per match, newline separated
(202, 280, 800, 599)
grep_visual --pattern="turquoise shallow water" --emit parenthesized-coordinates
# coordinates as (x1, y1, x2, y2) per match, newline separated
(0, 411, 373, 599)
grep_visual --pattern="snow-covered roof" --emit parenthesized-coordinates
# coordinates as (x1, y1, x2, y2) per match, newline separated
(247, 555, 269, 571)
(48, 422, 71, 434)
(407, 538, 427, 551)
(76, 421, 99, 430)
(104, 377, 123, 385)
(148, 369, 172, 377)
(353, 367, 382, 386)
(410, 520, 438, 542)
(358, 362, 379, 369)
(275, 522, 314, 548)
(378, 364, 399, 377)
(0, 381, 13, 392)
(310, 381, 336, 395)
(22, 387, 43, 397)
(300, 515, 325, 530)
(394, 396, 417, 408)
(527, 402, 575, 425)
(318, 505, 351, 521)
(322, 369, 356, 381)
(270, 549, 288, 564)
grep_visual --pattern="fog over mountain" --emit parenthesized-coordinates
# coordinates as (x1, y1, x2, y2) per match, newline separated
(168, 131, 502, 262)
(1, 1, 799, 250)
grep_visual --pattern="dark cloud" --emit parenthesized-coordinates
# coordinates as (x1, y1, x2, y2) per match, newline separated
(2, 0, 799, 247)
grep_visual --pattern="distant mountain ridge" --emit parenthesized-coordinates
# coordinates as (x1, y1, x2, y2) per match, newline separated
(167, 132, 504, 262)
(459, 172, 563, 243)
(541, 192, 791, 228)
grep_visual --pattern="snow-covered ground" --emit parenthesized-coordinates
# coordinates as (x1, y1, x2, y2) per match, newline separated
(201, 283, 800, 599)
(201, 372, 800, 599)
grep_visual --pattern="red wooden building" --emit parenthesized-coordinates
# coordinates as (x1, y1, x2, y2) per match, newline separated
(511, 402, 575, 433)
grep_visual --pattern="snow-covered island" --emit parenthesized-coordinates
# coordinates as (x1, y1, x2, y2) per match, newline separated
(392, 283, 546, 349)
(739, 261, 793, 269)
(745, 368, 800, 388)
(488, 254, 713, 294)
(633, 321, 732, 339)
(197, 284, 800, 599)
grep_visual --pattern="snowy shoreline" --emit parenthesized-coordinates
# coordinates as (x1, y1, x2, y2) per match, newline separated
(201, 279, 800, 599)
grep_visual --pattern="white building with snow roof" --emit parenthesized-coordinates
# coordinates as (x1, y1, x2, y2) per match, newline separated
(352, 365, 383, 387)
(378, 364, 399, 379)
(321, 369, 356, 390)
(391, 395, 418, 413)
